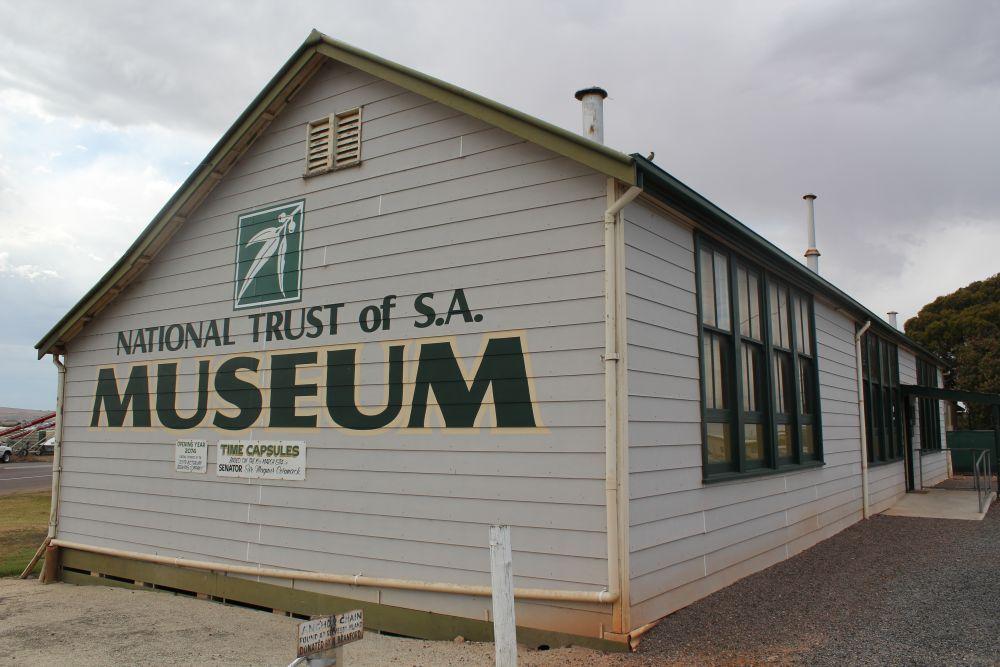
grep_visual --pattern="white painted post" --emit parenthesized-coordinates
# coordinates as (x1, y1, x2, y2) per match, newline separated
(489, 525, 517, 667)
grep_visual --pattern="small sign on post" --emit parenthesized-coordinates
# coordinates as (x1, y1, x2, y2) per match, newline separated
(490, 524, 517, 667)
(294, 609, 363, 666)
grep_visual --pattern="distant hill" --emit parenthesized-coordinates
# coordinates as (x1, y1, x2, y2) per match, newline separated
(0, 406, 53, 426)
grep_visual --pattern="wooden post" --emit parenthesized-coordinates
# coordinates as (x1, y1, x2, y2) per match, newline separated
(40, 544, 60, 584)
(489, 525, 517, 667)
(19, 537, 50, 579)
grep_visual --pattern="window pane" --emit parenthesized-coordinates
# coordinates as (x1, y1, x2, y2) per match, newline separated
(777, 424, 792, 459)
(770, 283, 789, 348)
(707, 422, 733, 464)
(795, 297, 812, 354)
(880, 341, 890, 386)
(801, 424, 815, 457)
(861, 333, 870, 380)
(738, 267, 761, 340)
(741, 343, 761, 413)
(774, 352, 794, 415)
(798, 356, 815, 415)
(745, 423, 765, 463)
(738, 268, 749, 337)
(699, 248, 716, 327)
(703, 333, 730, 410)
(867, 335, 879, 382)
(714, 252, 730, 331)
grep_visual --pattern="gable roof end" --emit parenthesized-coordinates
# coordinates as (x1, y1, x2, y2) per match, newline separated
(34, 30, 635, 358)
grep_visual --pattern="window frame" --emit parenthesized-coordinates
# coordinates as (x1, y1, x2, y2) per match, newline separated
(861, 331, 904, 464)
(916, 358, 943, 451)
(695, 235, 824, 481)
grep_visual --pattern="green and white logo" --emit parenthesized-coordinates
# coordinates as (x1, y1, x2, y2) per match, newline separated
(233, 200, 305, 310)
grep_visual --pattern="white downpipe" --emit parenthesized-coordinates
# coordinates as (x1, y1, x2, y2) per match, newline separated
(854, 321, 872, 518)
(603, 184, 642, 628)
(48, 354, 67, 538)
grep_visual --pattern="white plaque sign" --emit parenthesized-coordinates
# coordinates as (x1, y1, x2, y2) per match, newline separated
(216, 440, 306, 480)
(174, 439, 207, 473)
(296, 609, 364, 657)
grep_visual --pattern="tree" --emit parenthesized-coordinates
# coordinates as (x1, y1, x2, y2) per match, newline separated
(904, 273, 1000, 429)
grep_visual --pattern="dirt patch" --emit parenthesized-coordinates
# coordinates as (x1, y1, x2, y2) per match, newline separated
(0, 579, 614, 666)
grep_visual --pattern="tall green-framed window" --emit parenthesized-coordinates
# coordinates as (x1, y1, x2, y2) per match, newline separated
(917, 359, 942, 451)
(861, 332, 904, 463)
(696, 237, 823, 479)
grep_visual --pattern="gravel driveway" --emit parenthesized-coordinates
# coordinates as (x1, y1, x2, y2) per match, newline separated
(626, 501, 1000, 666)
(2, 504, 997, 666)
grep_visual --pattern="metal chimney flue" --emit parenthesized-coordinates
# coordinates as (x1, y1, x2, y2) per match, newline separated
(575, 86, 608, 144)
(887, 311, 899, 329)
(803, 193, 820, 274)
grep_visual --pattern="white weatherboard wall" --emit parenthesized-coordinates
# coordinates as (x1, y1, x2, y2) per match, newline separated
(621, 200, 865, 628)
(58, 60, 614, 637)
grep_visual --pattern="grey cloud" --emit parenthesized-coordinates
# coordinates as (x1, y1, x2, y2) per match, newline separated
(765, 1, 1000, 100)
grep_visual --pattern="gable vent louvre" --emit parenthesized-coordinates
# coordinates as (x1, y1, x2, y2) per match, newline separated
(332, 107, 362, 169)
(304, 107, 363, 177)
(305, 116, 333, 175)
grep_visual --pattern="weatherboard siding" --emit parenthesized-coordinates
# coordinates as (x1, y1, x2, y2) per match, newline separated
(57, 59, 613, 637)
(621, 200, 865, 628)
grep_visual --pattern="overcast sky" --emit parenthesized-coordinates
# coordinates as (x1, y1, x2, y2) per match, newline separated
(1, 0, 997, 409)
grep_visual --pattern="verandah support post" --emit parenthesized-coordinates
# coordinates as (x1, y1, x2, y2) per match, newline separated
(489, 525, 517, 667)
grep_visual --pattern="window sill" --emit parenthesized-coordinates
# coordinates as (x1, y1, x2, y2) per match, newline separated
(703, 460, 825, 485)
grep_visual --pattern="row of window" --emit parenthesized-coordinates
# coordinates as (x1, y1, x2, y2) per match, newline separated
(696, 238, 945, 479)
(696, 238, 822, 479)
(859, 332, 943, 464)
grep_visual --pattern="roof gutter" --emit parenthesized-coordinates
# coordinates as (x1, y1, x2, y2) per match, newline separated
(631, 155, 947, 367)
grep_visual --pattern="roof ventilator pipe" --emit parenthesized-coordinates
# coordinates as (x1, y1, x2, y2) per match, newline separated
(803, 193, 820, 273)
(575, 87, 608, 144)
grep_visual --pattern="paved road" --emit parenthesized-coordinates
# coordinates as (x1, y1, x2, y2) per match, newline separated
(0, 461, 52, 495)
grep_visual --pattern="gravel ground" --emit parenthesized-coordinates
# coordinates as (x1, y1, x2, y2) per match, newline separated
(623, 503, 1000, 666)
(2, 505, 997, 666)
